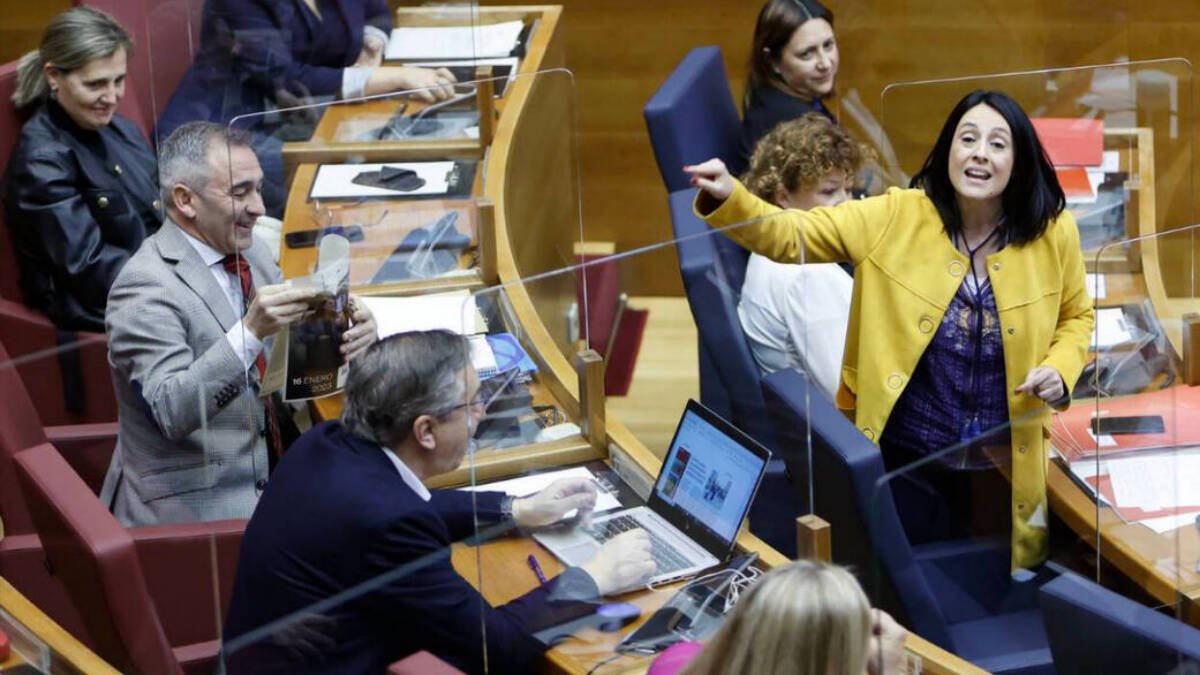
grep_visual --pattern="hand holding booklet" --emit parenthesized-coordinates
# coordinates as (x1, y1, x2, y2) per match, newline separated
(264, 235, 354, 401)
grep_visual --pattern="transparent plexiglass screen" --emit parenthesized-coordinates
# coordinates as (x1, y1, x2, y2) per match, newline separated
(455, 213, 814, 672)
(210, 200, 814, 672)
(867, 60, 1199, 673)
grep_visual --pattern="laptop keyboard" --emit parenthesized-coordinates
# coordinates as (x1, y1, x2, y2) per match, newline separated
(591, 514, 692, 574)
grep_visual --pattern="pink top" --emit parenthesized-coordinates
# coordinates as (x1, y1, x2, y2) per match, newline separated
(647, 641, 705, 675)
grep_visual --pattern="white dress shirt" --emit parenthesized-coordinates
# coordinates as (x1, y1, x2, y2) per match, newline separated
(180, 231, 265, 370)
(738, 253, 852, 402)
(382, 447, 431, 502)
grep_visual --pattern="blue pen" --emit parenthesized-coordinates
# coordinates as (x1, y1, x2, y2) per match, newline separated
(527, 554, 549, 585)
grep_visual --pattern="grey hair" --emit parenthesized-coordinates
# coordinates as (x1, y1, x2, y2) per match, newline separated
(157, 121, 253, 207)
(13, 7, 133, 110)
(342, 330, 470, 448)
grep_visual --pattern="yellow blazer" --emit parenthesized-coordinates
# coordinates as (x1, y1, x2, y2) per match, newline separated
(698, 182, 1094, 569)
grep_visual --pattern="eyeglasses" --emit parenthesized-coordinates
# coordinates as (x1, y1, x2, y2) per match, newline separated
(439, 392, 487, 417)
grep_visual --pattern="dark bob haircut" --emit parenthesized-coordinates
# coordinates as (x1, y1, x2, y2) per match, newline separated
(909, 89, 1064, 246)
(745, 0, 834, 111)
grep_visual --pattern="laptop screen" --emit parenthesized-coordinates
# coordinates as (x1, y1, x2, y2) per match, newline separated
(650, 400, 770, 552)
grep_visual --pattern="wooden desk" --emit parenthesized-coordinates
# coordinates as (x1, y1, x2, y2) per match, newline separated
(450, 518, 984, 675)
(1047, 458, 1200, 624)
(0, 577, 119, 674)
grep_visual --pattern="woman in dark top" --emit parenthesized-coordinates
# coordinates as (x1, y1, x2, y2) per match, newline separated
(4, 7, 160, 333)
(156, 0, 458, 216)
(734, 0, 839, 175)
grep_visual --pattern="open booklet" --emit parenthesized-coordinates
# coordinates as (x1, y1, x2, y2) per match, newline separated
(263, 234, 353, 401)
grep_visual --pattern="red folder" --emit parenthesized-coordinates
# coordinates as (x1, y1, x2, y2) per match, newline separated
(1032, 118, 1104, 166)
(1082, 471, 1200, 524)
(1051, 386, 1200, 462)
(1056, 167, 1095, 200)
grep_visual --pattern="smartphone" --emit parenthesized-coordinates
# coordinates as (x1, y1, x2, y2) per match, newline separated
(1090, 415, 1165, 435)
(285, 225, 364, 249)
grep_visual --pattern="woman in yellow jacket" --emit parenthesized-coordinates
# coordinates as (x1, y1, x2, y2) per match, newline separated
(685, 89, 1094, 570)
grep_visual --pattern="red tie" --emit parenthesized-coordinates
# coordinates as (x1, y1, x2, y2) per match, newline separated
(222, 254, 284, 463)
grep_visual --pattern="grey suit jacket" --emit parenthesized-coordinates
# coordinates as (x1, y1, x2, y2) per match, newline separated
(101, 219, 280, 526)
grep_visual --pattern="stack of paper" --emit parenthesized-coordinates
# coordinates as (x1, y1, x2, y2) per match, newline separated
(386, 21, 525, 61)
(360, 290, 484, 337)
(1067, 449, 1200, 533)
(1107, 452, 1200, 513)
(462, 466, 623, 513)
(468, 334, 497, 376)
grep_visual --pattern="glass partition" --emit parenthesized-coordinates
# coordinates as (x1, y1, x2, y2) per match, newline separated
(200, 206, 815, 672)
(1085, 222, 1200, 629)
(865, 61, 1198, 672)
(451, 209, 819, 669)
(879, 59, 1195, 252)
(867, 410, 1051, 674)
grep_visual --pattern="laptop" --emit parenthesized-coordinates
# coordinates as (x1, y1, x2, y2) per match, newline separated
(534, 399, 771, 587)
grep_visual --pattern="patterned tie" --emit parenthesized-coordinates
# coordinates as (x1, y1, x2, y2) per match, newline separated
(221, 254, 284, 463)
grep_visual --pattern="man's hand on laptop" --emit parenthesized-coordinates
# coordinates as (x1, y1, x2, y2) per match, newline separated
(581, 530, 657, 596)
(512, 477, 598, 528)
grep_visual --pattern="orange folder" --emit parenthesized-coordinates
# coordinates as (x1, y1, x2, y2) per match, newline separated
(1051, 386, 1200, 462)
(1056, 167, 1095, 200)
(1032, 118, 1104, 166)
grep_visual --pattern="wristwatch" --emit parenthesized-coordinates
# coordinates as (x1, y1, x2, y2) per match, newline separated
(500, 494, 516, 522)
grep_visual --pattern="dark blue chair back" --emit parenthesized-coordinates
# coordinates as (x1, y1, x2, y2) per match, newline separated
(761, 368, 945, 640)
(668, 190, 798, 553)
(1040, 572, 1200, 674)
(644, 46, 741, 192)
(762, 368, 1059, 675)
(645, 47, 796, 554)
(667, 191, 760, 429)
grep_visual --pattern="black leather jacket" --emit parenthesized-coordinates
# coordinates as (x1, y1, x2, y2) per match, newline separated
(3, 99, 160, 332)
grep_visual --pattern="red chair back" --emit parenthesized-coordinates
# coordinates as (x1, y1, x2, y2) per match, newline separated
(0, 339, 49, 534)
(0, 59, 27, 302)
(15, 442, 182, 675)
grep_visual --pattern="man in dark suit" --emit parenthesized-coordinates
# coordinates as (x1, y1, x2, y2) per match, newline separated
(222, 331, 655, 673)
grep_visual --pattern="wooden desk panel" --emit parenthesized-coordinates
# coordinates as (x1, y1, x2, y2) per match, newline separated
(449, 520, 984, 675)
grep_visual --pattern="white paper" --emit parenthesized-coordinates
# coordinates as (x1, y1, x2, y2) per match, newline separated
(359, 290, 482, 337)
(1101, 150, 1121, 173)
(386, 21, 525, 60)
(1136, 511, 1200, 534)
(1084, 428, 1119, 448)
(1086, 273, 1107, 300)
(469, 333, 498, 376)
(1091, 307, 1134, 349)
(310, 162, 455, 199)
(1106, 452, 1200, 512)
(462, 466, 623, 513)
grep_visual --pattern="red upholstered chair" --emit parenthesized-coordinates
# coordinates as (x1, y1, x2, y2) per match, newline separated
(0, 338, 117, 645)
(0, 60, 118, 426)
(15, 443, 246, 675)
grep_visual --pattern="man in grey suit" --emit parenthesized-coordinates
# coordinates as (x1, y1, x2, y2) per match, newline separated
(101, 121, 375, 526)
